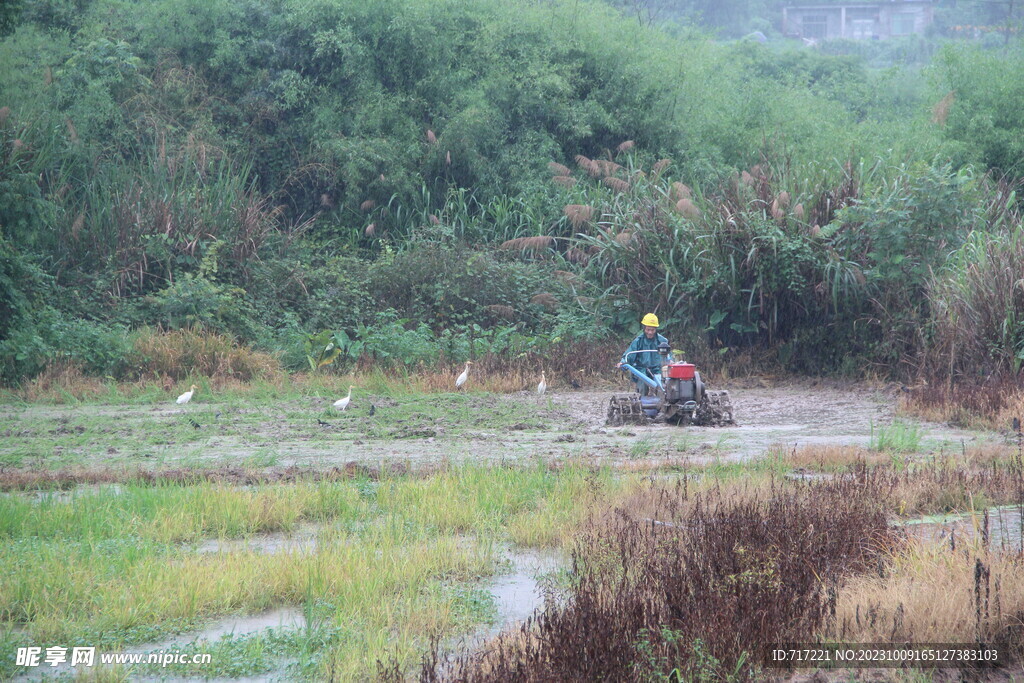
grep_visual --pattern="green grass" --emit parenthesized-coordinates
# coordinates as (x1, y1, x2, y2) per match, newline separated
(628, 436, 656, 458)
(0, 463, 641, 680)
(870, 419, 924, 454)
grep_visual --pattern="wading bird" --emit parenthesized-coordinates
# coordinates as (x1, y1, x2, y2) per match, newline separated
(334, 386, 355, 411)
(537, 371, 547, 396)
(455, 361, 473, 389)
(176, 384, 198, 405)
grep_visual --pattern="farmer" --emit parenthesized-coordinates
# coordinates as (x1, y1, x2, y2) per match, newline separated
(616, 313, 671, 396)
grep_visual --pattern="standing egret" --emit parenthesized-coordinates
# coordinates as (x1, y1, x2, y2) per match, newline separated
(333, 386, 355, 411)
(176, 384, 198, 405)
(455, 361, 473, 389)
(537, 371, 547, 396)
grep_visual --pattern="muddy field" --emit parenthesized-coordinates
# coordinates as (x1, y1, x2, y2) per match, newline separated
(0, 381, 1018, 682)
(0, 380, 997, 479)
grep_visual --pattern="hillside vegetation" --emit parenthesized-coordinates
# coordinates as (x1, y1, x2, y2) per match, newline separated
(1, 0, 1024, 405)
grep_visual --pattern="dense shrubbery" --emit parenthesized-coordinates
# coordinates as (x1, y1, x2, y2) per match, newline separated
(932, 45, 1024, 176)
(0, 0, 1023, 386)
(547, 151, 1008, 374)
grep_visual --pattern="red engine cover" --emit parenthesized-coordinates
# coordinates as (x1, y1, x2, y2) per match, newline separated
(668, 362, 695, 380)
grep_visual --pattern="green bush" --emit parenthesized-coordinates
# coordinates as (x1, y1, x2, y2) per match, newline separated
(245, 255, 373, 333)
(0, 234, 52, 382)
(144, 273, 257, 338)
(350, 312, 442, 366)
(925, 223, 1024, 382)
(365, 240, 558, 330)
(47, 316, 133, 376)
(0, 307, 133, 383)
(933, 44, 1024, 175)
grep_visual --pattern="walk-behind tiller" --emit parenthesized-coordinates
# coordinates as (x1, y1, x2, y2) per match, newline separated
(607, 343, 735, 427)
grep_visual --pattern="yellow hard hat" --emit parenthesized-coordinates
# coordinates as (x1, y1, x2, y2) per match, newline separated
(641, 313, 659, 327)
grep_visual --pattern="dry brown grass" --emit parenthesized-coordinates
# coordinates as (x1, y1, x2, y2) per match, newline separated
(340, 344, 617, 394)
(130, 327, 282, 381)
(551, 175, 576, 188)
(774, 447, 1024, 517)
(770, 196, 786, 221)
(552, 269, 579, 284)
(15, 363, 111, 402)
(529, 292, 558, 310)
(594, 160, 623, 178)
(0, 463, 381, 491)
(603, 177, 630, 193)
(0, 458, 695, 492)
(670, 181, 692, 200)
(11, 368, 290, 403)
(574, 154, 601, 178)
(11, 329, 283, 401)
(565, 246, 591, 265)
(499, 236, 554, 253)
(563, 204, 594, 230)
(835, 535, 1024, 644)
(3, 339, 624, 401)
(783, 442, 1018, 472)
(899, 381, 1024, 430)
(410, 476, 897, 681)
(547, 161, 571, 176)
(782, 444, 891, 470)
(674, 197, 700, 220)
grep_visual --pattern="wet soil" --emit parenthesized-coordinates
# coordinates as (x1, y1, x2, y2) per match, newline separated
(0, 380, 999, 487)
(192, 523, 320, 555)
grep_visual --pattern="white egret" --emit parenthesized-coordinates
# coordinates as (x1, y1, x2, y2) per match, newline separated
(537, 371, 547, 396)
(333, 386, 355, 411)
(176, 384, 198, 405)
(455, 361, 473, 389)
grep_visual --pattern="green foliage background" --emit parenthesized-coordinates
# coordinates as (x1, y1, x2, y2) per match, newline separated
(1, 0, 1023, 384)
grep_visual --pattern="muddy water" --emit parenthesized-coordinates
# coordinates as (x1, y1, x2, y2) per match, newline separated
(13, 483, 126, 504)
(444, 546, 565, 655)
(192, 523, 319, 554)
(902, 505, 1024, 552)
(134, 607, 307, 653)
(485, 548, 563, 636)
(11, 607, 305, 682)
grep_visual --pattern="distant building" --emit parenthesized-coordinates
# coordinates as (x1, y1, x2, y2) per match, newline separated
(782, 1, 934, 41)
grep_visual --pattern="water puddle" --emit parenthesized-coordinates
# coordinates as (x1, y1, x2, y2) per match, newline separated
(899, 505, 1024, 552)
(133, 607, 307, 654)
(12, 609, 305, 682)
(784, 470, 846, 481)
(193, 524, 319, 555)
(11, 483, 126, 504)
(487, 551, 560, 634)
(450, 546, 565, 650)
